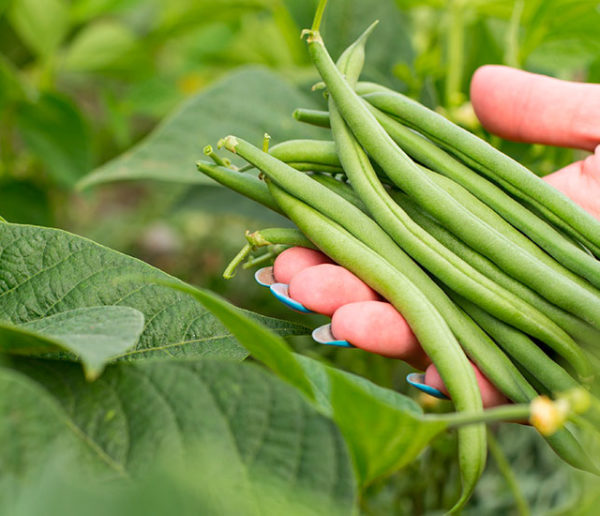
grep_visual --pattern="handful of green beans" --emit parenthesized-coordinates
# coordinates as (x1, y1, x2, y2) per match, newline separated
(197, 2, 600, 510)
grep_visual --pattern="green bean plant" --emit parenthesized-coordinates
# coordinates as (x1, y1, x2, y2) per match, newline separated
(3, 0, 600, 515)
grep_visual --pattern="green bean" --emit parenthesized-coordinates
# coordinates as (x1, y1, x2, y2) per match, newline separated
(196, 160, 282, 214)
(356, 84, 600, 251)
(306, 31, 600, 333)
(244, 227, 315, 249)
(302, 37, 590, 377)
(293, 108, 330, 128)
(452, 293, 579, 393)
(389, 189, 600, 349)
(267, 181, 486, 510)
(358, 103, 600, 290)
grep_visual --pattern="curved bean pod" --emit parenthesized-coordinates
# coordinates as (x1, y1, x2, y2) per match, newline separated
(307, 38, 600, 331)
(356, 83, 600, 251)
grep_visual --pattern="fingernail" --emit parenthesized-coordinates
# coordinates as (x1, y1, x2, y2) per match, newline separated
(270, 283, 313, 313)
(312, 324, 354, 348)
(255, 266, 276, 287)
(406, 373, 449, 400)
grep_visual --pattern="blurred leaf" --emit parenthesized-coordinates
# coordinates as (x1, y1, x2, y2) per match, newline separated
(0, 358, 357, 515)
(0, 180, 53, 225)
(0, 222, 309, 361)
(0, 55, 24, 109)
(297, 356, 447, 486)
(62, 20, 138, 72)
(16, 92, 93, 187)
(8, 0, 69, 58)
(69, 0, 147, 22)
(0, 306, 144, 380)
(78, 67, 328, 190)
(321, 0, 413, 89)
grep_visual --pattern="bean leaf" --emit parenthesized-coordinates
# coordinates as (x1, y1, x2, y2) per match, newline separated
(0, 358, 357, 515)
(0, 223, 309, 361)
(77, 67, 329, 190)
(0, 306, 144, 380)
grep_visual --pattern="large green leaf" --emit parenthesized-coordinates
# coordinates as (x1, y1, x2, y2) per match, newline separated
(167, 281, 449, 487)
(0, 306, 144, 380)
(0, 358, 357, 515)
(0, 223, 308, 361)
(78, 67, 329, 190)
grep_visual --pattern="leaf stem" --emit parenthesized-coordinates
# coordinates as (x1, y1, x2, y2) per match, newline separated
(428, 404, 531, 428)
(311, 0, 329, 32)
(487, 429, 531, 516)
(223, 243, 252, 279)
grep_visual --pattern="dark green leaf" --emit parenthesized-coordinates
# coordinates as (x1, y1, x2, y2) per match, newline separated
(0, 358, 357, 515)
(0, 223, 309, 361)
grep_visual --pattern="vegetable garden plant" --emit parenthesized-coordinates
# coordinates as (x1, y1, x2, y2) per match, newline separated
(2, 0, 600, 514)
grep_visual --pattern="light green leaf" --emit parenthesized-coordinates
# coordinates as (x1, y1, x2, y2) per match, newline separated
(297, 355, 448, 485)
(9, 0, 69, 58)
(62, 20, 138, 72)
(0, 358, 357, 515)
(0, 306, 144, 380)
(16, 93, 93, 187)
(78, 67, 329, 190)
(0, 223, 309, 361)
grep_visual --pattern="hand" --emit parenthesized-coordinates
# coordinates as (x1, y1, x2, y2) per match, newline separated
(273, 66, 600, 407)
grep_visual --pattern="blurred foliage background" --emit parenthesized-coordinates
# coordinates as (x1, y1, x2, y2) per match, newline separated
(2, 0, 600, 513)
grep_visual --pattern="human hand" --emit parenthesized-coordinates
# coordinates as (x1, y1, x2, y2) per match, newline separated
(268, 66, 600, 407)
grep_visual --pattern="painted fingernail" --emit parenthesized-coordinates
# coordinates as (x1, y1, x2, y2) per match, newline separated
(255, 266, 276, 287)
(312, 324, 354, 348)
(406, 373, 449, 400)
(270, 283, 313, 313)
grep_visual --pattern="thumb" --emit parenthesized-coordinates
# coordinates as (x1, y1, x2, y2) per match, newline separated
(470, 65, 600, 151)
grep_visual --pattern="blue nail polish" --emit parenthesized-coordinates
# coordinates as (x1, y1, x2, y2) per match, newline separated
(270, 283, 313, 313)
(255, 266, 275, 287)
(406, 373, 449, 399)
(312, 324, 354, 348)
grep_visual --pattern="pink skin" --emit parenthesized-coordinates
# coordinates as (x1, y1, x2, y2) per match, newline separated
(471, 65, 600, 219)
(271, 66, 600, 407)
(331, 301, 430, 370)
(288, 263, 380, 316)
(425, 362, 508, 409)
(273, 246, 333, 284)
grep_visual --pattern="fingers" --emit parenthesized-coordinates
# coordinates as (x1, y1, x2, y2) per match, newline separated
(273, 246, 333, 284)
(425, 362, 508, 409)
(331, 301, 430, 370)
(470, 65, 600, 151)
(272, 247, 506, 406)
(543, 145, 600, 220)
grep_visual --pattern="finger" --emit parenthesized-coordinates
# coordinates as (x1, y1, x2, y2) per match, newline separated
(470, 65, 600, 151)
(543, 145, 600, 220)
(288, 263, 380, 316)
(425, 362, 508, 409)
(330, 300, 431, 370)
(273, 246, 333, 284)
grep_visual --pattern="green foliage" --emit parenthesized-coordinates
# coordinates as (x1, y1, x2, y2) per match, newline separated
(0, 223, 308, 360)
(0, 306, 144, 379)
(0, 358, 356, 515)
(78, 68, 329, 190)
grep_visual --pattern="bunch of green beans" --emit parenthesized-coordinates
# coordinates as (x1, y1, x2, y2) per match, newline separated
(196, 2, 599, 510)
